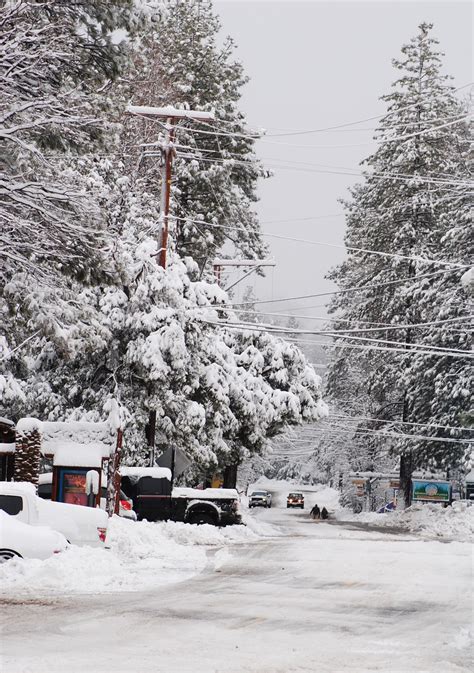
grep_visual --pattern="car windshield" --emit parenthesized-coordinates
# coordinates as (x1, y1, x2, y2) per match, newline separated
(251, 492, 267, 496)
(289, 493, 303, 498)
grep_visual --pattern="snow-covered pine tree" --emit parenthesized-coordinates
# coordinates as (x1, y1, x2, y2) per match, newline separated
(13, 159, 326, 475)
(122, 0, 268, 270)
(0, 0, 133, 411)
(325, 24, 472, 505)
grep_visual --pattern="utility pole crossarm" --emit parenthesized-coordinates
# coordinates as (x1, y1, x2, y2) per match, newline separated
(213, 259, 276, 268)
(212, 258, 277, 292)
(126, 104, 215, 123)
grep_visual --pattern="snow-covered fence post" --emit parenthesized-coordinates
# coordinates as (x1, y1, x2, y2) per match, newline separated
(14, 418, 43, 488)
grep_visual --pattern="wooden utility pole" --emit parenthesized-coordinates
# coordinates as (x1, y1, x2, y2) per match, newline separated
(127, 105, 215, 270)
(126, 105, 215, 463)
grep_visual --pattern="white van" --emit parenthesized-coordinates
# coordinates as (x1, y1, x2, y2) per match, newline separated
(0, 482, 108, 547)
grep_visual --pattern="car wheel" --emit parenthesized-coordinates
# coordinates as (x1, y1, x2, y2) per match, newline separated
(0, 549, 22, 563)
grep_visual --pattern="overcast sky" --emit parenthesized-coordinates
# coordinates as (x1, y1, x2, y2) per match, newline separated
(214, 0, 472, 320)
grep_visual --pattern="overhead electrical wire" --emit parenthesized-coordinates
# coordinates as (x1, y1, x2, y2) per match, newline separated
(326, 413, 474, 434)
(174, 216, 468, 269)
(194, 318, 472, 360)
(175, 151, 473, 188)
(208, 317, 474, 357)
(275, 425, 473, 446)
(232, 309, 472, 333)
(222, 268, 470, 308)
(259, 114, 472, 148)
(187, 81, 472, 136)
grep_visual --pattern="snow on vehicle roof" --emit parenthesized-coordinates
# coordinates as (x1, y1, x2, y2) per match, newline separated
(173, 487, 238, 500)
(120, 467, 172, 481)
(0, 481, 37, 495)
(0, 442, 15, 454)
(51, 442, 110, 467)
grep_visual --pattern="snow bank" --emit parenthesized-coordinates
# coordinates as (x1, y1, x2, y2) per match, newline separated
(0, 513, 278, 597)
(0, 516, 206, 596)
(385, 502, 474, 541)
(337, 502, 474, 541)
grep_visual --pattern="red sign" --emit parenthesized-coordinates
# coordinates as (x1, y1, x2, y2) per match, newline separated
(63, 472, 88, 506)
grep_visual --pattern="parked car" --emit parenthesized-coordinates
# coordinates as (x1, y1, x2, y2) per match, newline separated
(0, 510, 67, 563)
(248, 490, 272, 508)
(287, 492, 304, 509)
(100, 485, 137, 521)
(0, 482, 108, 547)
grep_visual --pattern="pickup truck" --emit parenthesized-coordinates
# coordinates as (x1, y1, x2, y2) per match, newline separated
(0, 482, 108, 547)
(248, 490, 272, 508)
(120, 470, 241, 526)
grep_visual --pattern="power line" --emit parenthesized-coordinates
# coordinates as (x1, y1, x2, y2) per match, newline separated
(278, 424, 473, 446)
(224, 268, 469, 308)
(197, 318, 472, 360)
(260, 114, 472, 149)
(174, 216, 468, 269)
(175, 151, 474, 188)
(327, 413, 474, 434)
(259, 83, 473, 136)
(233, 308, 472, 333)
(212, 317, 473, 357)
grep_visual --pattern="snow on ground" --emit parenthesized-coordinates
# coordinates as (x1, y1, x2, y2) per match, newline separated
(249, 478, 474, 542)
(1, 478, 470, 605)
(2, 491, 472, 673)
(340, 501, 474, 542)
(0, 514, 276, 598)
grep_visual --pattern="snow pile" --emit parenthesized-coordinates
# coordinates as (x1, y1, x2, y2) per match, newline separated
(0, 516, 207, 596)
(157, 515, 280, 545)
(337, 503, 474, 541)
(0, 513, 279, 597)
(383, 503, 474, 541)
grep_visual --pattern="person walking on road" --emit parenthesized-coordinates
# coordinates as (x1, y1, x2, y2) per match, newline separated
(310, 504, 320, 519)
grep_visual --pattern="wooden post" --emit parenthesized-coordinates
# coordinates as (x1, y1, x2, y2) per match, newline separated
(106, 428, 123, 517)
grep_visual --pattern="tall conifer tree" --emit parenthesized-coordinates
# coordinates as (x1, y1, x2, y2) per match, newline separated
(325, 24, 472, 504)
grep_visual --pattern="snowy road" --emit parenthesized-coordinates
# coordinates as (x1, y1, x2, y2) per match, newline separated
(1, 498, 472, 673)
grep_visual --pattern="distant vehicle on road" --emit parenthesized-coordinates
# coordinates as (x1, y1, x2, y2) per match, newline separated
(287, 492, 304, 509)
(0, 510, 67, 563)
(248, 490, 272, 508)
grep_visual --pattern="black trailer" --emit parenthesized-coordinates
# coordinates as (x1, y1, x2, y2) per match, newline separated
(120, 469, 241, 526)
